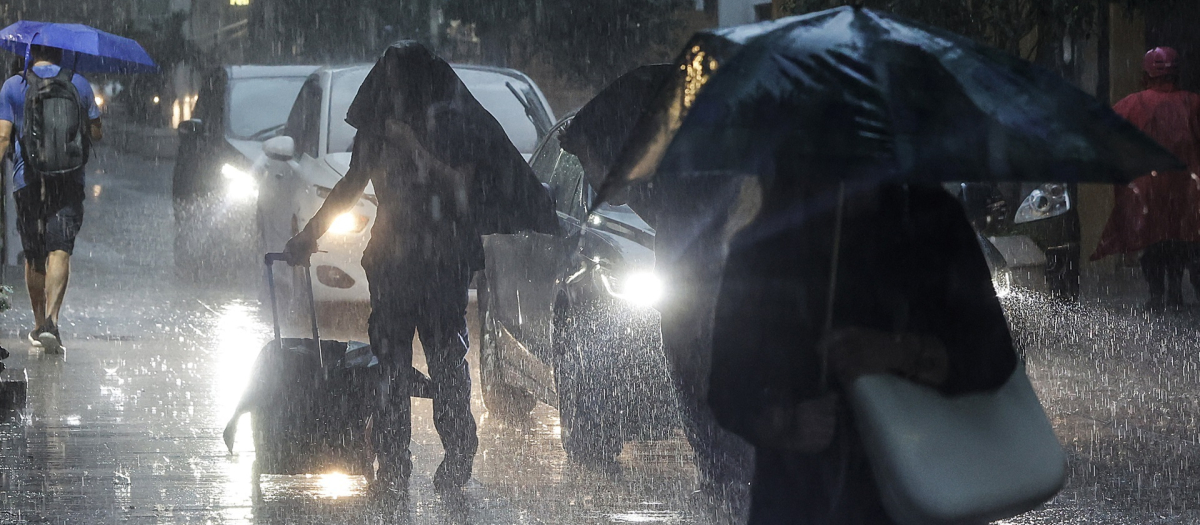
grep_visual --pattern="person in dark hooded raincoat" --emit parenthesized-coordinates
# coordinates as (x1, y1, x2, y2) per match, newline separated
(560, 65, 756, 513)
(707, 154, 1018, 524)
(1092, 47, 1200, 310)
(283, 42, 556, 494)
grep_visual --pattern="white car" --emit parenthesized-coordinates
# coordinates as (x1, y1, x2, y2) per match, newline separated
(256, 64, 555, 304)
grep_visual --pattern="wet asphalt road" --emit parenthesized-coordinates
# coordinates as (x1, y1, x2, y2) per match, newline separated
(1, 146, 1200, 523)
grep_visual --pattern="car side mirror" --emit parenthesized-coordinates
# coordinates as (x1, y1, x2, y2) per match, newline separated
(178, 119, 203, 136)
(263, 136, 296, 162)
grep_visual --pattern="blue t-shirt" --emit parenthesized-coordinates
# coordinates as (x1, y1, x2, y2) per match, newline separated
(0, 64, 101, 190)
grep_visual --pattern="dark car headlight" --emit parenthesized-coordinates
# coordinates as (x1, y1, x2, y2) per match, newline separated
(1014, 183, 1070, 224)
(597, 266, 664, 308)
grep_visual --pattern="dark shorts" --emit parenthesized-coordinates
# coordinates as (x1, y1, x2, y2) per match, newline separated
(16, 178, 85, 260)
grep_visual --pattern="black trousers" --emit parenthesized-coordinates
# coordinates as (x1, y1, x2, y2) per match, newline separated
(654, 179, 755, 499)
(749, 437, 895, 525)
(1141, 240, 1192, 305)
(659, 276, 755, 491)
(365, 259, 478, 479)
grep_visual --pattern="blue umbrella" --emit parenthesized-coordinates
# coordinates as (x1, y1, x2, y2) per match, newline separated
(0, 21, 158, 74)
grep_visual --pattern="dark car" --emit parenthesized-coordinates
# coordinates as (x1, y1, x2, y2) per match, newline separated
(477, 116, 678, 463)
(950, 182, 1080, 300)
(172, 65, 318, 282)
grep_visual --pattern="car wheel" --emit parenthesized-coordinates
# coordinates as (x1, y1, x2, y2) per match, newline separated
(553, 303, 623, 464)
(476, 273, 538, 421)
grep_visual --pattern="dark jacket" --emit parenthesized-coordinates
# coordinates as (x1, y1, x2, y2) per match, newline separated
(709, 182, 1017, 446)
(344, 42, 557, 271)
(708, 182, 1017, 524)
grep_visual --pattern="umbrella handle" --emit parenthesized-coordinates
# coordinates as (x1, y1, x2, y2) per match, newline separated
(22, 31, 37, 83)
(819, 182, 846, 392)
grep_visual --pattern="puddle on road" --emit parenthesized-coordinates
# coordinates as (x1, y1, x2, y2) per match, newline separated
(0, 292, 712, 524)
(87, 334, 138, 341)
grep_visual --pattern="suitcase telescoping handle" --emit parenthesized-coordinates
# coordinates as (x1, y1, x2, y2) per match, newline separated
(264, 253, 323, 371)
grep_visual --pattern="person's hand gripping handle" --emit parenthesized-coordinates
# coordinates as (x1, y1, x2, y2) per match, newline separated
(282, 229, 319, 267)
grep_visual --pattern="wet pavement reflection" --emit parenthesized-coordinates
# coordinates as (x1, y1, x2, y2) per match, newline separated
(0, 148, 702, 524)
(2, 147, 1200, 523)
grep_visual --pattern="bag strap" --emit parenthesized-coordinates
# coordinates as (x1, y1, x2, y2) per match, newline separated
(53, 66, 74, 83)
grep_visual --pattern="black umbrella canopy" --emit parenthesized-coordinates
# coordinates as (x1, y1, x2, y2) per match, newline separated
(597, 6, 1182, 202)
(559, 63, 673, 188)
(347, 41, 558, 237)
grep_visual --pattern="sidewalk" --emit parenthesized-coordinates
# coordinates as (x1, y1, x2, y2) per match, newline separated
(104, 117, 178, 161)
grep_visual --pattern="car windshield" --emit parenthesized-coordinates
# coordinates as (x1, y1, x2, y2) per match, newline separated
(458, 69, 547, 154)
(327, 68, 369, 155)
(226, 77, 307, 141)
(326, 68, 549, 155)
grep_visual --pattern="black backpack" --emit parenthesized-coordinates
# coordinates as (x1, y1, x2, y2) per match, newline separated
(20, 67, 89, 175)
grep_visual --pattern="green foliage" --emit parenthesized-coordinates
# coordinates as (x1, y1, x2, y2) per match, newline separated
(0, 285, 12, 313)
(540, 0, 690, 84)
(272, 0, 393, 61)
(443, 0, 532, 35)
(122, 12, 201, 69)
(444, 0, 692, 85)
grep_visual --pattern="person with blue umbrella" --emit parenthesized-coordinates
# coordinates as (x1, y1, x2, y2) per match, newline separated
(0, 22, 156, 353)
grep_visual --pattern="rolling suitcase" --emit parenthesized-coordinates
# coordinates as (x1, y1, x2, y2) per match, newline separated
(222, 253, 432, 480)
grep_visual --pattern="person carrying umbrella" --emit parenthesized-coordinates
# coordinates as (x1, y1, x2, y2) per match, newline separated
(281, 42, 556, 496)
(594, 7, 1179, 524)
(0, 43, 102, 352)
(1092, 47, 1200, 311)
(560, 64, 756, 516)
(0, 22, 155, 353)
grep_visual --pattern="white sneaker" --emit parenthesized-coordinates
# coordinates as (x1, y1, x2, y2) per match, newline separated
(26, 330, 42, 348)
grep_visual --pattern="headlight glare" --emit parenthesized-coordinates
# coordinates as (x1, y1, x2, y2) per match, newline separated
(600, 268, 664, 307)
(221, 163, 258, 203)
(316, 185, 377, 207)
(328, 212, 369, 234)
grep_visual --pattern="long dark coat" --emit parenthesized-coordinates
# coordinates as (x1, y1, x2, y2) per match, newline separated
(709, 181, 1018, 524)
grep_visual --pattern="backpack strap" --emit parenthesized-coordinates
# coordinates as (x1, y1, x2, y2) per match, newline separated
(54, 66, 74, 83)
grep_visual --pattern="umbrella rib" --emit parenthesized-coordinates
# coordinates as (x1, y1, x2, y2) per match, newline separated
(820, 181, 846, 392)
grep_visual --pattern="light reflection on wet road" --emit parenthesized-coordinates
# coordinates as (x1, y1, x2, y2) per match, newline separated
(2, 147, 1200, 523)
(0, 148, 702, 524)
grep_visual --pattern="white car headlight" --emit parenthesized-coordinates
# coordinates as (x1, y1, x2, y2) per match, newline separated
(315, 185, 378, 207)
(221, 163, 258, 203)
(328, 212, 369, 234)
(992, 268, 1013, 298)
(1014, 183, 1070, 224)
(599, 268, 664, 307)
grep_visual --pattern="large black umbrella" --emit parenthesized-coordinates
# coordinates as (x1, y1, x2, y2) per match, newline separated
(347, 42, 558, 237)
(596, 6, 1181, 203)
(560, 63, 673, 182)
